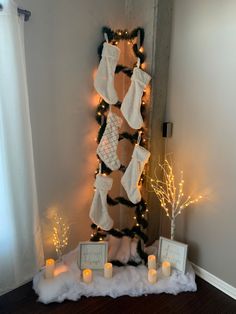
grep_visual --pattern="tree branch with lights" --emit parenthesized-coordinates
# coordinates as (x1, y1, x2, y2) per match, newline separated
(149, 158, 202, 240)
(47, 206, 70, 259)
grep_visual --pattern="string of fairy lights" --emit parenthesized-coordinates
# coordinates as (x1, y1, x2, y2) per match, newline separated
(90, 27, 151, 263)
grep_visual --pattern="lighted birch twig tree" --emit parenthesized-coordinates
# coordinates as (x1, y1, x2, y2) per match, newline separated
(52, 213, 69, 259)
(47, 206, 70, 259)
(149, 158, 202, 240)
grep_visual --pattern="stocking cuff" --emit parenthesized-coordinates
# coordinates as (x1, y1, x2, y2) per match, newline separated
(107, 111, 123, 128)
(132, 145, 151, 163)
(102, 42, 120, 61)
(132, 67, 151, 87)
(94, 174, 113, 191)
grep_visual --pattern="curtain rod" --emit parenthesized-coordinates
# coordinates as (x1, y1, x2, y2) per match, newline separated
(0, 4, 31, 21)
(17, 8, 31, 21)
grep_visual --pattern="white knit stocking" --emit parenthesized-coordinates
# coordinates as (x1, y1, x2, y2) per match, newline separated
(89, 174, 113, 231)
(121, 67, 151, 129)
(130, 237, 142, 263)
(107, 235, 121, 261)
(121, 145, 150, 204)
(115, 236, 131, 264)
(94, 42, 120, 104)
(97, 111, 122, 171)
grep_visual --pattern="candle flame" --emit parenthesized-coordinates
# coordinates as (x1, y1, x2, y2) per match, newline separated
(46, 259, 55, 266)
(104, 263, 112, 269)
(84, 269, 91, 275)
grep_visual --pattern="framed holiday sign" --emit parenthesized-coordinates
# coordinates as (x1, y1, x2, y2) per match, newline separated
(158, 237, 188, 273)
(78, 241, 108, 270)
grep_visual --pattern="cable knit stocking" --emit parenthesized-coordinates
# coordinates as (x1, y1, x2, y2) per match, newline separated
(97, 111, 122, 171)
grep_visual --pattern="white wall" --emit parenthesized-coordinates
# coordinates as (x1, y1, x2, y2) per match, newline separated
(166, 0, 236, 287)
(17, 0, 127, 257)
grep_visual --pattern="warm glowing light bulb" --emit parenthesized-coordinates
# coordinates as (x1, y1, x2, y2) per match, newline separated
(46, 259, 54, 266)
(139, 46, 144, 53)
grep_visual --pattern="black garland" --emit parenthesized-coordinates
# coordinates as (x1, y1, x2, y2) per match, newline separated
(96, 100, 146, 126)
(98, 27, 145, 56)
(106, 196, 148, 230)
(97, 26, 146, 80)
(91, 26, 149, 265)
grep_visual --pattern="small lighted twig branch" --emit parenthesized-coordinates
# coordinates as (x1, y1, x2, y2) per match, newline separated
(48, 207, 69, 260)
(149, 158, 202, 240)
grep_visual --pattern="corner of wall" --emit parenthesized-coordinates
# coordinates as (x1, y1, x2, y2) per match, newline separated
(147, 0, 174, 241)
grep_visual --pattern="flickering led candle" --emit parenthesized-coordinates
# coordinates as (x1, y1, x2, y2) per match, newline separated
(104, 262, 113, 279)
(83, 269, 93, 284)
(148, 269, 157, 284)
(162, 261, 171, 277)
(45, 259, 55, 279)
(148, 255, 156, 269)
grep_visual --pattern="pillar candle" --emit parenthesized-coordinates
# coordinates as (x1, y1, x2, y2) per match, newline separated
(83, 269, 93, 284)
(148, 269, 157, 284)
(104, 262, 113, 279)
(148, 255, 156, 269)
(162, 261, 171, 276)
(45, 259, 55, 279)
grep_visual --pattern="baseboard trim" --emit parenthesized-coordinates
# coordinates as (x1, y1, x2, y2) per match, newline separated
(0, 278, 32, 297)
(191, 262, 236, 300)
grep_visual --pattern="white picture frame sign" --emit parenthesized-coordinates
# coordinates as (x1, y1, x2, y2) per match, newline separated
(78, 241, 108, 270)
(158, 237, 188, 273)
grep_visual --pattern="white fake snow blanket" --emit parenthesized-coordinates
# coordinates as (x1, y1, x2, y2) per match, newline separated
(33, 247, 197, 304)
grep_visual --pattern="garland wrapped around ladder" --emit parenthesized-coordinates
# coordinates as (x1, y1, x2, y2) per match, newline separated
(90, 26, 151, 265)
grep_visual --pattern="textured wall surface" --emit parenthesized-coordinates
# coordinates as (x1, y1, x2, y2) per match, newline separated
(166, 0, 236, 287)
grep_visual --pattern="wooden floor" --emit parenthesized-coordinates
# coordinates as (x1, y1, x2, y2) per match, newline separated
(0, 276, 235, 314)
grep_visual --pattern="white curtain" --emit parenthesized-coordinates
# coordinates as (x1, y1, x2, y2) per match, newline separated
(0, 0, 44, 295)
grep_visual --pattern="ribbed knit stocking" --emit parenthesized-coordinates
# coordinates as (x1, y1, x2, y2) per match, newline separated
(121, 67, 151, 129)
(89, 174, 113, 231)
(121, 145, 150, 204)
(94, 42, 120, 104)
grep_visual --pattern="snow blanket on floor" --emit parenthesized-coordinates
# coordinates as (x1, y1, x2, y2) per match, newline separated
(33, 247, 197, 304)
